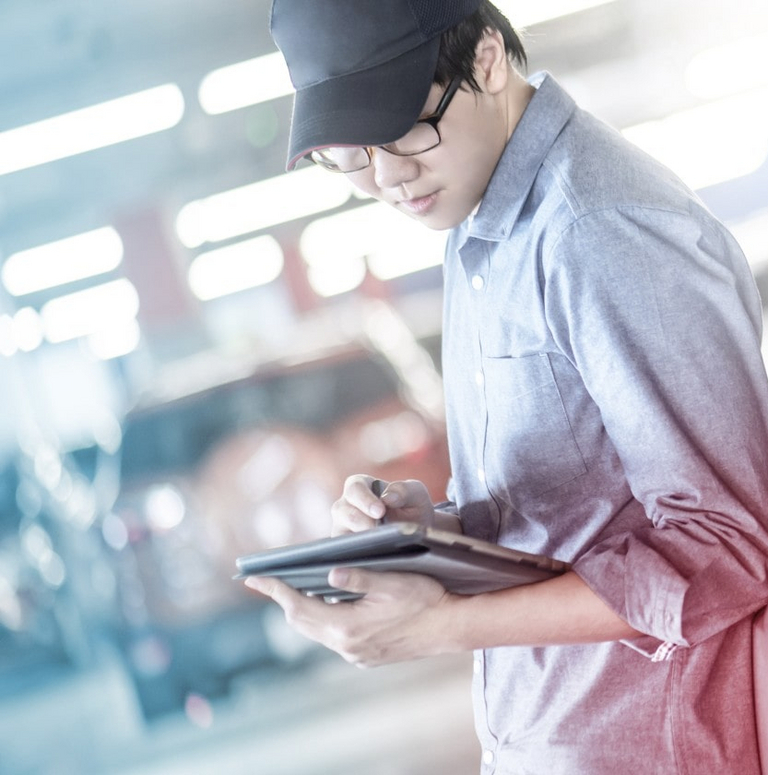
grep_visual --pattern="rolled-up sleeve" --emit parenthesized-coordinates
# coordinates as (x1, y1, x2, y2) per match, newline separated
(544, 205, 768, 649)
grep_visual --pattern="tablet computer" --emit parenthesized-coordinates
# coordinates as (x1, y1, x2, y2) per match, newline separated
(235, 522, 570, 601)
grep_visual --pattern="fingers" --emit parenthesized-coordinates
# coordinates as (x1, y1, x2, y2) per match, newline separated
(245, 569, 451, 667)
(327, 567, 377, 597)
(331, 475, 387, 535)
(244, 576, 313, 612)
(330, 475, 436, 535)
(377, 479, 436, 526)
(245, 575, 333, 637)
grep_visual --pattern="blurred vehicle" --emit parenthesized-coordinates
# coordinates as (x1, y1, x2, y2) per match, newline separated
(107, 341, 450, 718)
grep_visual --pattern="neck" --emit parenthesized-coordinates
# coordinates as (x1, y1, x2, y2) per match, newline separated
(504, 69, 535, 142)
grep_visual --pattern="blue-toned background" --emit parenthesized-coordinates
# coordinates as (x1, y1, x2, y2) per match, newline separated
(0, 1, 767, 772)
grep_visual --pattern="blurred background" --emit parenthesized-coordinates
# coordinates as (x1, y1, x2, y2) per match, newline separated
(0, 0, 767, 773)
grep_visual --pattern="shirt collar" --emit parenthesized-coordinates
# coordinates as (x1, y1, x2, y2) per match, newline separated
(467, 72, 576, 242)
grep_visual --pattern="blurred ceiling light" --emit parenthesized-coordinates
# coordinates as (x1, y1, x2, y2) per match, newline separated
(300, 202, 446, 281)
(685, 35, 768, 101)
(176, 166, 353, 248)
(41, 278, 140, 344)
(359, 412, 431, 465)
(87, 318, 142, 360)
(188, 235, 284, 300)
(0, 84, 185, 176)
(363, 300, 445, 422)
(495, 0, 616, 27)
(306, 254, 367, 297)
(199, 51, 294, 114)
(2, 226, 123, 296)
(145, 484, 186, 531)
(622, 88, 768, 191)
(102, 512, 129, 552)
(12, 307, 44, 352)
(21, 524, 53, 566)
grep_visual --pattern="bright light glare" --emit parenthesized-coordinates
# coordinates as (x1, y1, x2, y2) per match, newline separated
(300, 207, 375, 296)
(145, 484, 186, 531)
(495, 0, 616, 27)
(12, 307, 44, 352)
(102, 513, 129, 552)
(199, 52, 294, 114)
(41, 279, 140, 344)
(2, 227, 123, 296)
(0, 84, 185, 176)
(622, 89, 768, 190)
(176, 166, 353, 248)
(363, 300, 445, 422)
(685, 35, 768, 100)
(306, 254, 367, 297)
(300, 203, 447, 282)
(188, 235, 284, 300)
(87, 318, 142, 360)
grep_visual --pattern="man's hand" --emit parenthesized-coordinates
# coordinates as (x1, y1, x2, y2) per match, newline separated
(245, 567, 455, 667)
(330, 475, 436, 535)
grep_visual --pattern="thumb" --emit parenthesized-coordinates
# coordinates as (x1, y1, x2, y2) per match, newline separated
(328, 566, 380, 595)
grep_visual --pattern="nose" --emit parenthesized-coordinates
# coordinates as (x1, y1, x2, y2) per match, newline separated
(371, 149, 420, 191)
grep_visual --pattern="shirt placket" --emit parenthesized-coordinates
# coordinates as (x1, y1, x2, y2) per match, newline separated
(459, 235, 503, 769)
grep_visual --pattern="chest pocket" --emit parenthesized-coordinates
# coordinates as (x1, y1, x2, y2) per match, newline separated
(481, 352, 587, 503)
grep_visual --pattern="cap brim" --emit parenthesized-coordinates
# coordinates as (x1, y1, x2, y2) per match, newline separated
(285, 37, 441, 170)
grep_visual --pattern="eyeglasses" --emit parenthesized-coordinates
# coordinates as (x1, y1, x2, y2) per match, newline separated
(309, 77, 463, 173)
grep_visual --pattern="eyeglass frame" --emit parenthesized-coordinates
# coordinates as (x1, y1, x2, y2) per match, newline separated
(309, 75, 464, 173)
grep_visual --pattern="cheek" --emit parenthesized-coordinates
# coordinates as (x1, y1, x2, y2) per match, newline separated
(346, 169, 382, 200)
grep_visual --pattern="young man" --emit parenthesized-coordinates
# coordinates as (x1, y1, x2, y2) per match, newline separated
(247, 1, 768, 772)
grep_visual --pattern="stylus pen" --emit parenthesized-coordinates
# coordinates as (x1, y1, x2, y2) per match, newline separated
(371, 478, 387, 525)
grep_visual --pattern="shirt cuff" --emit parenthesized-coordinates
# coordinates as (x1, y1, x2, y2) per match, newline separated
(620, 634, 681, 661)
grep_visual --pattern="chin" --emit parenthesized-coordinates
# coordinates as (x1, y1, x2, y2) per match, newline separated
(417, 210, 471, 231)
(401, 203, 468, 231)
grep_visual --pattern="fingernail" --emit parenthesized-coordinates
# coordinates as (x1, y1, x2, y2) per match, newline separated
(368, 502, 385, 518)
(381, 491, 402, 507)
(330, 568, 349, 587)
(244, 577, 263, 591)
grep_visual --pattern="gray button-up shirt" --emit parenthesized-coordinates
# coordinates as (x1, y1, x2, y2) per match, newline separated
(442, 73, 768, 774)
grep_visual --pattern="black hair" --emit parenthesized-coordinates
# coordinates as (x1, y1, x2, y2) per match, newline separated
(434, 0, 527, 90)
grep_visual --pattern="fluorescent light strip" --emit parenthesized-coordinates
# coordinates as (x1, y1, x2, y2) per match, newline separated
(188, 235, 284, 300)
(495, 0, 616, 27)
(622, 88, 768, 191)
(87, 319, 142, 360)
(41, 279, 140, 344)
(11, 308, 44, 353)
(2, 227, 123, 296)
(198, 3, 621, 117)
(685, 34, 768, 101)
(0, 84, 185, 176)
(300, 202, 446, 282)
(199, 52, 294, 115)
(176, 166, 353, 248)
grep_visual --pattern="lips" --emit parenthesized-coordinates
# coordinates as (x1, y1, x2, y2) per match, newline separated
(398, 191, 438, 216)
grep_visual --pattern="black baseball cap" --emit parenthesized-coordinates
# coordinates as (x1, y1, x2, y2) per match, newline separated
(270, 0, 482, 169)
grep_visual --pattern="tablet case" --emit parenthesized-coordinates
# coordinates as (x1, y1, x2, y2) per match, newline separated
(235, 522, 571, 601)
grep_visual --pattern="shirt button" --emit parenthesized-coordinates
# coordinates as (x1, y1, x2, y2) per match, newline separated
(471, 274, 485, 290)
(477, 468, 486, 483)
(482, 749, 495, 765)
(473, 658, 482, 675)
(475, 371, 484, 387)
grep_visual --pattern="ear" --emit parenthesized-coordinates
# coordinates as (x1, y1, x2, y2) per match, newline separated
(473, 29, 510, 95)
